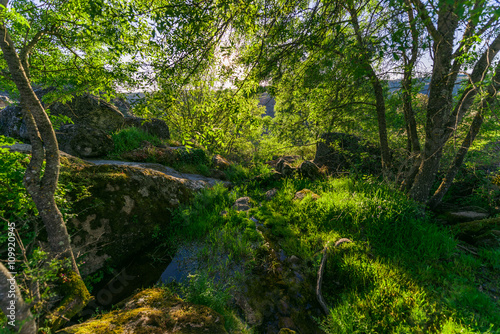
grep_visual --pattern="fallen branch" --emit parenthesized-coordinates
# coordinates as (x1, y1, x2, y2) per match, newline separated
(316, 238, 352, 315)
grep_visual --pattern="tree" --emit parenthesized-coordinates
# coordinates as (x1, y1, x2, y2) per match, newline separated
(0, 0, 154, 330)
(232, 0, 500, 206)
(0, 0, 92, 330)
(405, 0, 500, 205)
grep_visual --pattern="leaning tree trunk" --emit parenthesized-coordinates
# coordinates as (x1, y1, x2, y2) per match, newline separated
(0, 5, 91, 331)
(0, 22, 79, 276)
(428, 65, 500, 209)
(0, 263, 36, 334)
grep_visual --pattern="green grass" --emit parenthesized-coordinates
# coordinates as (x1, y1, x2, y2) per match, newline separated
(109, 127, 165, 155)
(165, 175, 500, 333)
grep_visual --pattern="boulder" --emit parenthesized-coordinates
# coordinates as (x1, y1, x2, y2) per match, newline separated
(444, 211, 489, 224)
(56, 124, 114, 158)
(276, 158, 296, 177)
(48, 93, 125, 132)
(265, 188, 278, 201)
(57, 288, 227, 334)
(313, 132, 381, 174)
(298, 160, 320, 179)
(234, 197, 252, 211)
(123, 117, 170, 139)
(59, 159, 194, 276)
(0, 105, 29, 141)
(453, 217, 500, 248)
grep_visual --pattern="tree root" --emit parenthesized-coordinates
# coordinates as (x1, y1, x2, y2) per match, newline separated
(316, 238, 352, 315)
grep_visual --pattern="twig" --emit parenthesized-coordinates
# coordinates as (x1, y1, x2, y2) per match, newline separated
(316, 238, 352, 315)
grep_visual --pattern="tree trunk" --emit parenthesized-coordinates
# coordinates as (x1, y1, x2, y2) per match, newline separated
(428, 65, 500, 208)
(0, 263, 36, 334)
(408, 5, 458, 202)
(0, 23, 80, 275)
(347, 4, 391, 171)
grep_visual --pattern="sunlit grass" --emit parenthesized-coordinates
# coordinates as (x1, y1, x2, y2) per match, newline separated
(165, 175, 500, 333)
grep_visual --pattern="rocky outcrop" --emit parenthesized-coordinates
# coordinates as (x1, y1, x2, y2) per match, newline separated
(313, 132, 381, 174)
(57, 288, 227, 334)
(0, 89, 170, 158)
(59, 158, 195, 276)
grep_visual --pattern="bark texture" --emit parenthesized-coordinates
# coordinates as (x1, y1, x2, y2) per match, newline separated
(428, 64, 500, 208)
(347, 4, 391, 172)
(408, 3, 459, 202)
(0, 16, 79, 276)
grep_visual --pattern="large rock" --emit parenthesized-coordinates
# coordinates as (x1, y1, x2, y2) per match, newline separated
(0, 90, 170, 158)
(48, 93, 125, 132)
(56, 124, 114, 158)
(313, 132, 381, 174)
(276, 158, 296, 177)
(453, 217, 500, 248)
(298, 160, 320, 179)
(57, 288, 227, 334)
(0, 105, 29, 141)
(59, 159, 194, 276)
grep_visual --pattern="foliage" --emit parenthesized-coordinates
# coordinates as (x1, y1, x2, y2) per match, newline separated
(138, 86, 264, 156)
(110, 127, 164, 156)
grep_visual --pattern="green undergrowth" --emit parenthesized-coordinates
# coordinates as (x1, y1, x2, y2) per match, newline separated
(164, 175, 500, 333)
(109, 126, 165, 155)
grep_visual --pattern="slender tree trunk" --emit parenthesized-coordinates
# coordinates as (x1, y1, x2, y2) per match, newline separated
(428, 65, 500, 208)
(0, 263, 36, 334)
(0, 23, 80, 275)
(408, 5, 458, 202)
(347, 4, 391, 171)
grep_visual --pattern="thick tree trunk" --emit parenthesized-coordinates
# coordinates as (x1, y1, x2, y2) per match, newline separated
(408, 5, 458, 202)
(428, 65, 500, 208)
(0, 263, 36, 334)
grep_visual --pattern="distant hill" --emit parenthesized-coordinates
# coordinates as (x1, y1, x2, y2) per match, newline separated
(387, 75, 468, 96)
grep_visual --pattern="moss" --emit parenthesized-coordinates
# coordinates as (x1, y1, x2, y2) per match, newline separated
(57, 288, 227, 334)
(46, 270, 92, 331)
(278, 329, 297, 334)
(454, 217, 500, 247)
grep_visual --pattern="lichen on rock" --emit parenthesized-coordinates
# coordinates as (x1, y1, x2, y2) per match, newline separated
(57, 288, 227, 334)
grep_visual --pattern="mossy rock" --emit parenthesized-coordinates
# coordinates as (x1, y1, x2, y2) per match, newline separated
(45, 270, 92, 331)
(278, 329, 297, 334)
(294, 189, 320, 201)
(453, 217, 500, 247)
(59, 162, 194, 276)
(57, 288, 227, 334)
